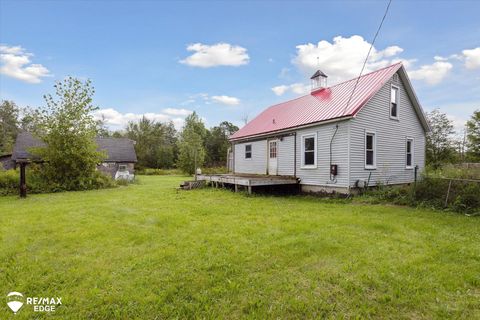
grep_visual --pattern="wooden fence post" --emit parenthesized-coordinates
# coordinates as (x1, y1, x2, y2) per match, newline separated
(444, 179, 452, 208)
(19, 162, 27, 198)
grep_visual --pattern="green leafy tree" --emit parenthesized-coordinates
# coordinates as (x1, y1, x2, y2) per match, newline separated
(19, 106, 42, 133)
(125, 117, 178, 169)
(426, 109, 456, 169)
(0, 100, 20, 154)
(177, 112, 207, 174)
(466, 109, 480, 161)
(205, 121, 238, 166)
(32, 77, 106, 190)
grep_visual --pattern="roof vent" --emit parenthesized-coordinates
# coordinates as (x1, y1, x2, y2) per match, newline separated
(310, 69, 328, 92)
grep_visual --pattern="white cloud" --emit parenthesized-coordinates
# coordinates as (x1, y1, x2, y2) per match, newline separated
(180, 43, 249, 68)
(0, 44, 51, 83)
(93, 108, 190, 130)
(162, 108, 192, 116)
(293, 35, 405, 84)
(408, 61, 453, 85)
(271, 83, 309, 96)
(271, 85, 289, 96)
(462, 47, 480, 70)
(211, 95, 240, 106)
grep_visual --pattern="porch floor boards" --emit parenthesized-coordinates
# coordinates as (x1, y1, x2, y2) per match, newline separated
(197, 174, 299, 194)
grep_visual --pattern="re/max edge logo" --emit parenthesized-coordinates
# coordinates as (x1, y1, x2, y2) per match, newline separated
(6, 291, 62, 314)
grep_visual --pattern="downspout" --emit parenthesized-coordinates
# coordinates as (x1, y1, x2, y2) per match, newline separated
(232, 142, 235, 174)
(329, 123, 339, 183)
(293, 132, 297, 178)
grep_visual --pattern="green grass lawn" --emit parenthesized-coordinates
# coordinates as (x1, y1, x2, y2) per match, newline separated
(1, 176, 479, 319)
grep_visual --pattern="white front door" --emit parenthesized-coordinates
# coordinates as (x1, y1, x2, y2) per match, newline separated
(268, 140, 278, 175)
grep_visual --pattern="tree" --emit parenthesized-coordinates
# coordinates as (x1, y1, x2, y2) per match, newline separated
(177, 112, 207, 174)
(425, 109, 456, 168)
(32, 77, 105, 190)
(466, 109, 480, 161)
(0, 100, 20, 154)
(205, 121, 238, 166)
(125, 117, 178, 169)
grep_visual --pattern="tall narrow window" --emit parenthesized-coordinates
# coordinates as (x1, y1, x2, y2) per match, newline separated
(390, 86, 399, 119)
(406, 138, 414, 168)
(301, 134, 317, 168)
(365, 132, 376, 169)
(245, 144, 252, 159)
(269, 141, 277, 158)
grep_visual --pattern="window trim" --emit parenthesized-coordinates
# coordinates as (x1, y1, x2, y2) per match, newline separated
(406, 137, 414, 169)
(301, 133, 317, 169)
(364, 130, 377, 170)
(390, 84, 399, 120)
(245, 144, 252, 160)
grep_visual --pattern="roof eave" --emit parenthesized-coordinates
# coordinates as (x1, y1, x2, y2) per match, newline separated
(229, 115, 353, 142)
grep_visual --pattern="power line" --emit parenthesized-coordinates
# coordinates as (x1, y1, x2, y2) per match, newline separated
(342, 0, 393, 116)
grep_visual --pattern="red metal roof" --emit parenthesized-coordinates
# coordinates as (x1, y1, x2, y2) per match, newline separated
(230, 62, 403, 140)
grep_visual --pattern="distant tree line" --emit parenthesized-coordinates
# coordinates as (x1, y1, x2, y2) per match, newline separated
(425, 108, 480, 168)
(3, 83, 478, 175)
(1, 91, 238, 175)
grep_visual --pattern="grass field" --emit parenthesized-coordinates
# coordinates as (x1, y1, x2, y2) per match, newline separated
(1, 176, 479, 319)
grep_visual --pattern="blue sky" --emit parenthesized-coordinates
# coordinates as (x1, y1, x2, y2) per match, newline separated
(1, 0, 479, 133)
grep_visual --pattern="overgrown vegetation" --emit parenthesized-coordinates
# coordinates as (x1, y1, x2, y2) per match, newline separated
(0, 168, 116, 196)
(29, 77, 107, 191)
(360, 165, 480, 215)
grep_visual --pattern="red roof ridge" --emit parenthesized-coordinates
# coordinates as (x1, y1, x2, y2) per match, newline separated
(268, 62, 403, 108)
(327, 61, 403, 90)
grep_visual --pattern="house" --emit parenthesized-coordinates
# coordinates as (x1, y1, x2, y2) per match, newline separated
(229, 62, 429, 193)
(11, 132, 137, 179)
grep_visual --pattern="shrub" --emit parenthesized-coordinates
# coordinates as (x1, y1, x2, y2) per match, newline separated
(362, 177, 480, 215)
(0, 166, 116, 196)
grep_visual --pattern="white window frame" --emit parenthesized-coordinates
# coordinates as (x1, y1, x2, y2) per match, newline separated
(245, 144, 252, 160)
(118, 164, 128, 171)
(406, 137, 414, 169)
(390, 84, 399, 120)
(301, 133, 317, 169)
(364, 131, 377, 169)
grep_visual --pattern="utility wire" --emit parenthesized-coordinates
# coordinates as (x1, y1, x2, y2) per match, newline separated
(341, 0, 393, 116)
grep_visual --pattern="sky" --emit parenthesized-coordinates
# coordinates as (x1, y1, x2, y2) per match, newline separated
(1, 0, 479, 133)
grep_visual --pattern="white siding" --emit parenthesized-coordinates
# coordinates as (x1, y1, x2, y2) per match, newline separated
(278, 135, 295, 176)
(295, 120, 350, 187)
(234, 140, 267, 174)
(349, 72, 426, 186)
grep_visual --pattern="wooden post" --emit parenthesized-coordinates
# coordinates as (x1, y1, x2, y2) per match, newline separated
(234, 184, 238, 192)
(444, 180, 452, 208)
(19, 162, 27, 198)
(247, 186, 252, 195)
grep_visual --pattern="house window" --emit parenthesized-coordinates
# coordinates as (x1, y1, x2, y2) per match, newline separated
(269, 141, 277, 158)
(406, 138, 414, 168)
(365, 132, 376, 169)
(245, 144, 252, 159)
(301, 133, 317, 168)
(119, 164, 127, 171)
(390, 86, 399, 119)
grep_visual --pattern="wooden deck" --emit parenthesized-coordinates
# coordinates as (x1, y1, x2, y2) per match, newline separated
(197, 174, 299, 194)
